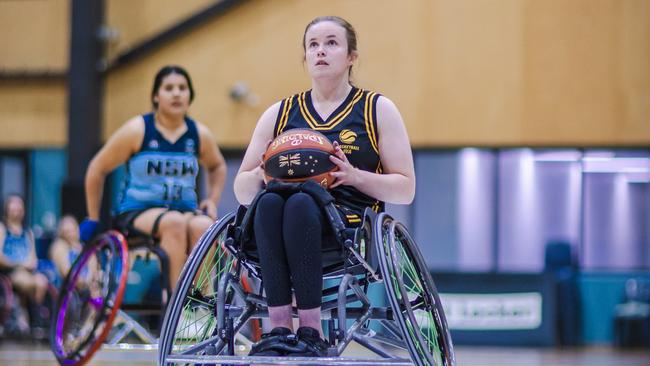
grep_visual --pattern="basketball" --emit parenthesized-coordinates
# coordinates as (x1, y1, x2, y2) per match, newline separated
(263, 129, 338, 188)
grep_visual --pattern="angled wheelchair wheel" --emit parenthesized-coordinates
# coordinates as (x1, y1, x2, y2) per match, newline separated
(158, 213, 238, 366)
(375, 213, 455, 366)
(0, 275, 13, 331)
(50, 231, 129, 366)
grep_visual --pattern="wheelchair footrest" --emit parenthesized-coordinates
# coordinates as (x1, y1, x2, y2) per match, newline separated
(164, 354, 413, 365)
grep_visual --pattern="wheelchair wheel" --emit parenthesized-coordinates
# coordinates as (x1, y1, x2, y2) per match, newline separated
(30, 283, 58, 340)
(375, 213, 455, 366)
(0, 275, 12, 332)
(50, 231, 129, 366)
(158, 213, 237, 366)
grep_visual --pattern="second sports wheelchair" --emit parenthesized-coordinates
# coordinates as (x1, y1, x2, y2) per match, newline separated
(158, 182, 455, 366)
(50, 223, 173, 365)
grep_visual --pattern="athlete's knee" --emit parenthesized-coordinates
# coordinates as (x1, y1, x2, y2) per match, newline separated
(285, 192, 319, 217)
(255, 192, 285, 222)
(257, 192, 285, 211)
(158, 211, 188, 237)
(36, 273, 48, 290)
(189, 215, 212, 234)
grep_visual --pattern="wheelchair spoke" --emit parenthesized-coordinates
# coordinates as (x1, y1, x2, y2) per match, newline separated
(377, 216, 454, 366)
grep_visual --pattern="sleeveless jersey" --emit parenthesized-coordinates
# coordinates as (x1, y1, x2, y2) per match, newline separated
(117, 113, 201, 213)
(2, 228, 30, 264)
(274, 87, 384, 221)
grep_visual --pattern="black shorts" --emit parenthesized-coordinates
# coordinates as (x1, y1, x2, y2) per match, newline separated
(113, 208, 198, 237)
(0, 266, 15, 277)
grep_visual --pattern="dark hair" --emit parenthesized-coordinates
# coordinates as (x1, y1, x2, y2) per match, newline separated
(302, 16, 358, 77)
(151, 65, 195, 109)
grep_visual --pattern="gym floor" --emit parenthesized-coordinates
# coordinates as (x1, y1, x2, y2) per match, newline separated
(2, 342, 649, 366)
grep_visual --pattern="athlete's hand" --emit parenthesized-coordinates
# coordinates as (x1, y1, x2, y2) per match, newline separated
(199, 199, 218, 219)
(329, 141, 361, 189)
(79, 219, 99, 243)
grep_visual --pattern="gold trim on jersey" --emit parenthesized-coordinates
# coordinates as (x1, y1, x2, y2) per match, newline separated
(364, 92, 380, 154)
(346, 214, 361, 223)
(276, 96, 294, 136)
(376, 162, 383, 174)
(298, 89, 364, 131)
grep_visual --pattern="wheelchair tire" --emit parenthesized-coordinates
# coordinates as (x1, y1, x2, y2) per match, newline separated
(0, 275, 13, 330)
(50, 231, 129, 366)
(30, 283, 58, 340)
(158, 213, 237, 366)
(375, 213, 455, 366)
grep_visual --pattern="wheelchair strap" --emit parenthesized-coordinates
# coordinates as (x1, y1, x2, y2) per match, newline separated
(151, 210, 168, 238)
(236, 180, 348, 248)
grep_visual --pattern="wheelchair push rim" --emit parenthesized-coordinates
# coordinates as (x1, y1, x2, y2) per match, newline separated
(51, 230, 129, 366)
(0, 275, 13, 326)
(158, 213, 237, 365)
(376, 213, 455, 366)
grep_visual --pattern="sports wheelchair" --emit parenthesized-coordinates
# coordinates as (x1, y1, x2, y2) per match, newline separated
(158, 183, 455, 366)
(50, 225, 173, 365)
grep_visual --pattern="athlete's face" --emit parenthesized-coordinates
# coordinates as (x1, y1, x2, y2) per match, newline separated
(5, 196, 24, 222)
(58, 217, 79, 243)
(153, 73, 191, 116)
(304, 21, 356, 80)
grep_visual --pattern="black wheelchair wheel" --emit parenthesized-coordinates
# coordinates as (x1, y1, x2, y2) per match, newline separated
(158, 213, 237, 366)
(50, 231, 129, 366)
(0, 275, 13, 333)
(375, 213, 456, 366)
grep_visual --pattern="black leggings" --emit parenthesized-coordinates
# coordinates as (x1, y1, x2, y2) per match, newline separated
(254, 192, 332, 310)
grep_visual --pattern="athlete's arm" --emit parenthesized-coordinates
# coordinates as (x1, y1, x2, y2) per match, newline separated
(85, 117, 143, 220)
(49, 240, 71, 278)
(329, 96, 415, 204)
(234, 102, 282, 205)
(0, 224, 11, 269)
(197, 123, 227, 219)
(23, 230, 37, 271)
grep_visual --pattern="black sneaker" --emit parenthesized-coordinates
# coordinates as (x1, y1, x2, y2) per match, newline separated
(286, 326, 329, 357)
(248, 327, 303, 356)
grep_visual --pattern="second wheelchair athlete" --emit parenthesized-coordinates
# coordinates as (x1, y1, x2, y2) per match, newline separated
(81, 65, 227, 291)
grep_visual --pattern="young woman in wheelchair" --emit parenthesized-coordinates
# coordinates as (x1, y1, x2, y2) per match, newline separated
(81, 65, 227, 291)
(234, 16, 415, 357)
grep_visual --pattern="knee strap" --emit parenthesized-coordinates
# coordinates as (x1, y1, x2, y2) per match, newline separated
(236, 180, 345, 249)
(151, 211, 168, 238)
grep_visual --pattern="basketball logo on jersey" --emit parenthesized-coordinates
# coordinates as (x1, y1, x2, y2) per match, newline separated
(148, 139, 159, 149)
(185, 139, 196, 153)
(339, 129, 357, 144)
(338, 129, 360, 155)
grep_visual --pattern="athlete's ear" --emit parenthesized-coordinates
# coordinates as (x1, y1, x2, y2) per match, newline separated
(348, 50, 358, 65)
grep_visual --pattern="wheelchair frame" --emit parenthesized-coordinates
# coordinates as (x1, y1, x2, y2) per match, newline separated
(158, 202, 456, 366)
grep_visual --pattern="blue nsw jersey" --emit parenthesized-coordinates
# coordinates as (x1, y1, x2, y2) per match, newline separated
(117, 113, 201, 213)
(2, 228, 30, 264)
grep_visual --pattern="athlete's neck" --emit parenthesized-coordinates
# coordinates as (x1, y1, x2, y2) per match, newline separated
(311, 77, 352, 104)
(154, 111, 185, 130)
(6, 221, 23, 234)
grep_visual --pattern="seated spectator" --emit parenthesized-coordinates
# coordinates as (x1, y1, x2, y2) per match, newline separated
(49, 215, 83, 279)
(0, 194, 49, 333)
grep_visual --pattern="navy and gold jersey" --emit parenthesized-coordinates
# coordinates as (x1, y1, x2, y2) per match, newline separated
(274, 87, 384, 221)
(117, 113, 201, 213)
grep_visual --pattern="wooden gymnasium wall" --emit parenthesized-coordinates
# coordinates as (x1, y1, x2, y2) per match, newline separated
(0, 0, 68, 147)
(1, 0, 649, 148)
